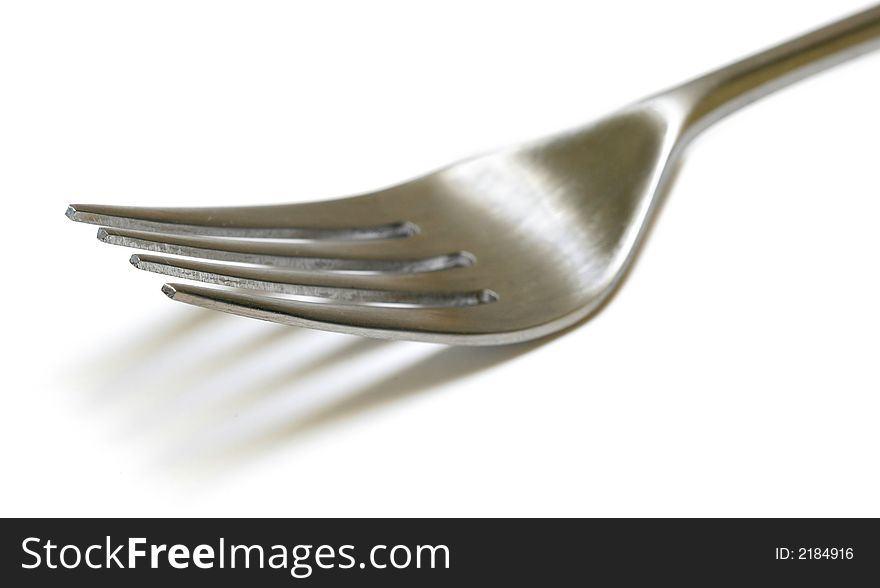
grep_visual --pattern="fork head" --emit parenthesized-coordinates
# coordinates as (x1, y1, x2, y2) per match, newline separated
(67, 102, 680, 345)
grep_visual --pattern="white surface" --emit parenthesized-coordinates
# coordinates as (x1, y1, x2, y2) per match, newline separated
(1, 0, 878, 517)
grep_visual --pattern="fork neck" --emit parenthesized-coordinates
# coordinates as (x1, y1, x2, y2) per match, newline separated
(660, 5, 880, 144)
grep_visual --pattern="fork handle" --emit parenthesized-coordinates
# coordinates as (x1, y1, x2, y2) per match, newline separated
(667, 5, 880, 141)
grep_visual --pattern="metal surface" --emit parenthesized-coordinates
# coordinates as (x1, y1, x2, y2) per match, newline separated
(67, 6, 880, 345)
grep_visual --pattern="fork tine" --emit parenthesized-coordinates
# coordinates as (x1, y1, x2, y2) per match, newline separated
(161, 282, 499, 343)
(97, 227, 472, 272)
(131, 254, 495, 307)
(66, 198, 417, 240)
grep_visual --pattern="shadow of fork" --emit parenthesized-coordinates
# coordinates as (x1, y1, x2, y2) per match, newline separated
(69, 303, 544, 479)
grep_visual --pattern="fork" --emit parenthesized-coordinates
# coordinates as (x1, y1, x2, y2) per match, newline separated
(67, 6, 880, 345)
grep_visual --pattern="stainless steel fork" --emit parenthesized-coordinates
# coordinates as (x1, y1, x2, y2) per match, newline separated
(67, 6, 880, 345)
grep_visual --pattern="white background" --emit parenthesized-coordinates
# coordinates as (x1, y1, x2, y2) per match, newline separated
(1, 0, 878, 516)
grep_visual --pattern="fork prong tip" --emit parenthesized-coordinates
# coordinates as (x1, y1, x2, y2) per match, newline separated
(161, 284, 177, 299)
